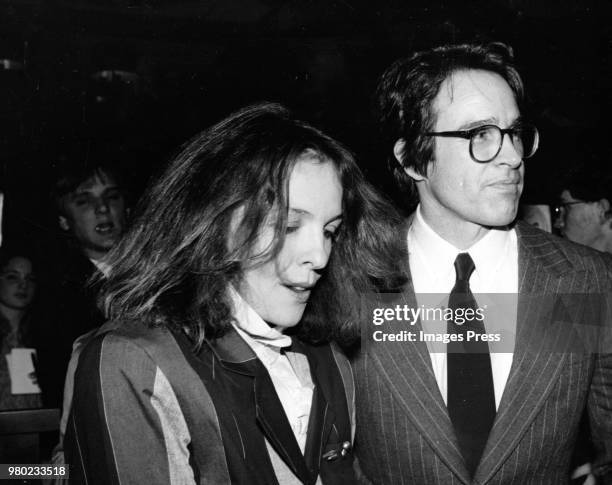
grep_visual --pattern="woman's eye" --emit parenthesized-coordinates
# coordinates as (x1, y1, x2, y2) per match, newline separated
(286, 225, 300, 234)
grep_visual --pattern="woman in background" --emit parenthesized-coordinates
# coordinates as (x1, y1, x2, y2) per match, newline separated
(65, 103, 403, 484)
(0, 249, 42, 411)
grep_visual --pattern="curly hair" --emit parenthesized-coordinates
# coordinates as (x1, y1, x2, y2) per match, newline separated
(99, 102, 405, 349)
(375, 42, 525, 208)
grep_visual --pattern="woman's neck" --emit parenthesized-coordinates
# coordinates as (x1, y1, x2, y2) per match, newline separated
(0, 303, 24, 332)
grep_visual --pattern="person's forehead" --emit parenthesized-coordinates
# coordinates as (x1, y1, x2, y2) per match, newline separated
(2, 256, 33, 273)
(73, 171, 119, 194)
(560, 189, 581, 202)
(432, 69, 519, 127)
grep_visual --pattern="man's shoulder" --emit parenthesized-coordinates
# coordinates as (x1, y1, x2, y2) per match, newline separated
(515, 221, 612, 272)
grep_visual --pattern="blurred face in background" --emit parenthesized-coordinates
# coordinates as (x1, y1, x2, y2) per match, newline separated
(0, 256, 36, 311)
(236, 154, 343, 329)
(59, 170, 127, 260)
(554, 189, 607, 247)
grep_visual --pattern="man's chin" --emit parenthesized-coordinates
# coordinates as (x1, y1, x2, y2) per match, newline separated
(83, 238, 117, 256)
(480, 203, 520, 227)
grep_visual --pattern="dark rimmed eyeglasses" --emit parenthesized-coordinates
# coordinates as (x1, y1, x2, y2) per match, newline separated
(552, 201, 587, 218)
(425, 124, 539, 163)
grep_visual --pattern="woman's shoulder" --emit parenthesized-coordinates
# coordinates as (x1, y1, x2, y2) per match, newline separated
(79, 320, 187, 371)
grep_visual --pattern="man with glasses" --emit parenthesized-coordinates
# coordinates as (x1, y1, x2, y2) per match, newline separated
(554, 169, 612, 252)
(352, 42, 611, 484)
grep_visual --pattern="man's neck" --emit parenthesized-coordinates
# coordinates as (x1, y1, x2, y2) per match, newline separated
(419, 205, 492, 250)
(82, 246, 109, 262)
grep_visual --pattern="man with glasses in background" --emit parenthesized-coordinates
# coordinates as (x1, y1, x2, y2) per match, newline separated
(351, 42, 612, 484)
(554, 168, 612, 253)
(553, 166, 612, 485)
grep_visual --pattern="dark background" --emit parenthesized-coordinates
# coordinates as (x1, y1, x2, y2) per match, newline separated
(1, 0, 611, 249)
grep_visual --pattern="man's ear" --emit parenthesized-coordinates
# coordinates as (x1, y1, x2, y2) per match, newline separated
(599, 198, 610, 211)
(393, 138, 426, 182)
(598, 199, 611, 221)
(59, 215, 70, 231)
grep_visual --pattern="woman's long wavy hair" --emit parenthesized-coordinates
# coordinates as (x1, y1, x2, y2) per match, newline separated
(99, 102, 406, 349)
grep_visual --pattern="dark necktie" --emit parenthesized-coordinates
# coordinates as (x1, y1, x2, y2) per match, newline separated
(447, 252, 496, 477)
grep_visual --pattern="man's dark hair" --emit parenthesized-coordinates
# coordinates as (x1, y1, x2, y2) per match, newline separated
(562, 166, 612, 205)
(375, 42, 525, 206)
(53, 159, 126, 216)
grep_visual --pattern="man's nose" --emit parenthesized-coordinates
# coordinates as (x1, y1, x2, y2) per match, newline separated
(95, 199, 110, 214)
(496, 133, 523, 168)
(553, 212, 564, 229)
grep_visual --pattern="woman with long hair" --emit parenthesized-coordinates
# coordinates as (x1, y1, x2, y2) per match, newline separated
(65, 102, 403, 484)
(0, 248, 42, 411)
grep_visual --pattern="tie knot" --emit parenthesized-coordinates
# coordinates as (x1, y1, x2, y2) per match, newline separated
(454, 252, 475, 282)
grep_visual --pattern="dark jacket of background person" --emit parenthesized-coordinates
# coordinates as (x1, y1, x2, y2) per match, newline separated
(65, 320, 356, 485)
(352, 222, 612, 484)
(36, 246, 105, 409)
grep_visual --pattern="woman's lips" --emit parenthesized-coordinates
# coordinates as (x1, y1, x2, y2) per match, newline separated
(283, 283, 314, 303)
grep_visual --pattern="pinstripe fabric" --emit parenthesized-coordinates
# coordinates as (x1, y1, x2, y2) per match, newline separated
(352, 222, 612, 485)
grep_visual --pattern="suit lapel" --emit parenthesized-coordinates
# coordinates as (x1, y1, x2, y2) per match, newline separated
(365, 223, 472, 484)
(475, 222, 577, 483)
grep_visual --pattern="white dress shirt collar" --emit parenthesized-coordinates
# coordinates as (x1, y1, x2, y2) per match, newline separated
(410, 205, 514, 291)
(229, 286, 292, 352)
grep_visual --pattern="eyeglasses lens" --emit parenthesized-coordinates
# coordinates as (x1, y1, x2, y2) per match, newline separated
(471, 125, 538, 162)
(471, 127, 503, 162)
(518, 126, 538, 159)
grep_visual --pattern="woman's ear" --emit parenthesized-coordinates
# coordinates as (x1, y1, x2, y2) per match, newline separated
(393, 139, 426, 182)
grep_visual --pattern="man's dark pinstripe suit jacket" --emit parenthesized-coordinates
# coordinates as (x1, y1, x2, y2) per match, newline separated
(352, 221, 612, 485)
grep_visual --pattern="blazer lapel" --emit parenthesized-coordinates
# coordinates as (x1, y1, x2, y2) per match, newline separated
(210, 329, 312, 483)
(365, 221, 472, 484)
(303, 385, 330, 473)
(475, 222, 578, 483)
(253, 370, 313, 482)
(292, 341, 333, 475)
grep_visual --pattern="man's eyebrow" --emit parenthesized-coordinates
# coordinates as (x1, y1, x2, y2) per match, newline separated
(457, 118, 498, 130)
(457, 116, 524, 131)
